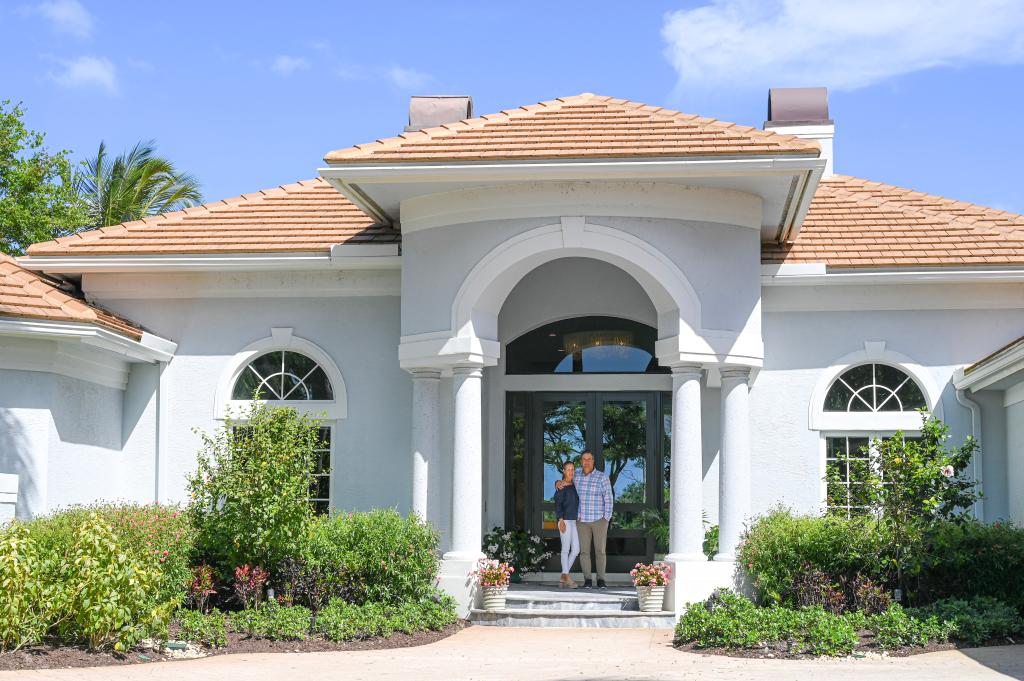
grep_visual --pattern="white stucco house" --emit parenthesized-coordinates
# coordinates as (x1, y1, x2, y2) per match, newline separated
(2, 89, 1023, 616)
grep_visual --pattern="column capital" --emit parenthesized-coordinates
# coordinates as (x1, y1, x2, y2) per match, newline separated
(669, 363, 703, 379)
(451, 365, 484, 378)
(719, 367, 752, 382)
(408, 368, 442, 380)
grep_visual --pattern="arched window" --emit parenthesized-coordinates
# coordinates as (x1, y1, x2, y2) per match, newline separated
(823, 363, 926, 413)
(231, 350, 334, 401)
(506, 316, 667, 374)
(821, 363, 928, 517)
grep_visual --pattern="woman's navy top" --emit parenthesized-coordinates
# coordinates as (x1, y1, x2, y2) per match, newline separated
(554, 483, 580, 521)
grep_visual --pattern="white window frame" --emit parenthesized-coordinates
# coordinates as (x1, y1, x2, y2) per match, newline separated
(214, 328, 348, 420)
(819, 430, 922, 517)
(310, 423, 334, 515)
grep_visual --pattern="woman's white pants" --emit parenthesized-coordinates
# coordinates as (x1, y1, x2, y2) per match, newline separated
(559, 519, 580, 574)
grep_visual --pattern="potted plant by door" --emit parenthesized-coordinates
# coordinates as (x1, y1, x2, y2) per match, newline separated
(474, 558, 515, 610)
(631, 562, 671, 612)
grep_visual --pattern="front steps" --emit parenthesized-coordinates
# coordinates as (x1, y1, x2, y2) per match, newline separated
(468, 584, 676, 628)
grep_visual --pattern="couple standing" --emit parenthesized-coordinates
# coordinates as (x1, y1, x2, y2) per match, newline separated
(552, 451, 614, 589)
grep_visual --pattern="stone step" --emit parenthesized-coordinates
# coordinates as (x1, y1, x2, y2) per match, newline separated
(504, 589, 640, 611)
(469, 607, 676, 628)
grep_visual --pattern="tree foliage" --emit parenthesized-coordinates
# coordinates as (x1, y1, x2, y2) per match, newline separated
(0, 100, 87, 255)
(79, 140, 202, 229)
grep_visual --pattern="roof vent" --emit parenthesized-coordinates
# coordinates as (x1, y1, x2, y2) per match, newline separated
(405, 95, 473, 132)
(765, 87, 835, 177)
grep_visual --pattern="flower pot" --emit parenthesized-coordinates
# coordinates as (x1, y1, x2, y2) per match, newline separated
(636, 585, 666, 613)
(482, 585, 508, 611)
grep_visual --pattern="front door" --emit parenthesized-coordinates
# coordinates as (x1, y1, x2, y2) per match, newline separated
(506, 391, 669, 573)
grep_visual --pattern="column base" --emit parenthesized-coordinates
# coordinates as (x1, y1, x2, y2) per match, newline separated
(438, 552, 485, 617)
(664, 559, 738, 616)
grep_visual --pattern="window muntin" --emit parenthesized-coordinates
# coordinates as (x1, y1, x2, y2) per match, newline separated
(310, 426, 331, 516)
(231, 350, 334, 401)
(825, 433, 920, 517)
(824, 363, 926, 413)
(506, 316, 668, 375)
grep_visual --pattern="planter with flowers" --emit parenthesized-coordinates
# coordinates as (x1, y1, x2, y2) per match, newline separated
(483, 527, 552, 582)
(473, 558, 514, 610)
(631, 562, 671, 612)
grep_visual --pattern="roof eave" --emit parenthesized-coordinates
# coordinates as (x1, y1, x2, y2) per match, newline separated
(0, 316, 176, 363)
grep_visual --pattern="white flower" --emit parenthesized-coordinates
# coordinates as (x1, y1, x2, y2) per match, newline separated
(487, 544, 498, 553)
(941, 465, 955, 478)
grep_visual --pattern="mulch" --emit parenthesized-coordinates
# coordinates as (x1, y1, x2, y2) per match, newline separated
(0, 621, 467, 671)
(674, 631, 1023, 660)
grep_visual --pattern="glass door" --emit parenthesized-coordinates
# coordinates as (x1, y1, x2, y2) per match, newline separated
(510, 391, 664, 573)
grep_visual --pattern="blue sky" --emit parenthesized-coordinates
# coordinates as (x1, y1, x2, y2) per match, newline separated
(2, 0, 1023, 212)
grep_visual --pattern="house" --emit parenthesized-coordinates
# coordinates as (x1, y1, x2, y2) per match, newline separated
(1, 90, 1023, 616)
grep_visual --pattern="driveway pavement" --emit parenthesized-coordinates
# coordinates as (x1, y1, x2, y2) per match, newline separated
(3, 627, 1023, 681)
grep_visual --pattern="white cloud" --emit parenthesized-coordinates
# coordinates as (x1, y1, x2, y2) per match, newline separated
(662, 0, 1024, 92)
(271, 55, 310, 76)
(49, 55, 117, 95)
(34, 0, 93, 39)
(386, 65, 432, 90)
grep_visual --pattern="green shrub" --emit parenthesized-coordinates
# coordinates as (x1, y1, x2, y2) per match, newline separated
(55, 514, 173, 651)
(24, 503, 194, 608)
(867, 604, 954, 649)
(909, 597, 1024, 646)
(911, 521, 1024, 610)
(674, 590, 858, 656)
(0, 526, 50, 651)
(188, 401, 324, 576)
(315, 595, 457, 642)
(177, 609, 229, 647)
(231, 603, 311, 640)
(300, 509, 441, 605)
(738, 509, 891, 606)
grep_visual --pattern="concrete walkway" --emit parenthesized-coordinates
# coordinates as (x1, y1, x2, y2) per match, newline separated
(3, 627, 1023, 681)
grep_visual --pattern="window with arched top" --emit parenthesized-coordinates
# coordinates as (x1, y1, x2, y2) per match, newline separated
(820, 363, 929, 517)
(231, 350, 334, 401)
(219, 333, 347, 517)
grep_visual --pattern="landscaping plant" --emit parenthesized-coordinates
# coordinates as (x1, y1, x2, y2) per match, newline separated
(188, 401, 325, 576)
(472, 558, 514, 587)
(233, 565, 270, 610)
(189, 565, 216, 613)
(482, 527, 551, 576)
(630, 562, 671, 586)
(908, 597, 1024, 646)
(177, 608, 229, 648)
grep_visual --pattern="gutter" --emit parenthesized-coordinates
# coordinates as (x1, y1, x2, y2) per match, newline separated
(0, 317, 176, 363)
(955, 388, 985, 520)
(763, 264, 1024, 286)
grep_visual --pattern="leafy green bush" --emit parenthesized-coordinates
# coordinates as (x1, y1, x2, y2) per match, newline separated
(177, 609, 229, 647)
(911, 521, 1024, 611)
(55, 514, 172, 650)
(738, 509, 891, 606)
(703, 524, 719, 560)
(674, 590, 858, 656)
(867, 604, 954, 649)
(0, 526, 50, 651)
(24, 503, 194, 608)
(315, 595, 457, 641)
(301, 509, 441, 605)
(909, 597, 1024, 646)
(188, 401, 324, 576)
(231, 603, 311, 640)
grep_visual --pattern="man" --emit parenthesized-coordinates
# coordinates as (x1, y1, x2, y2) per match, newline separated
(555, 451, 613, 588)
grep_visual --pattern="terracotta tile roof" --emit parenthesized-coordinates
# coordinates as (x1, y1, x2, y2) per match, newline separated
(0, 254, 143, 339)
(763, 175, 1024, 268)
(27, 179, 397, 256)
(323, 93, 820, 164)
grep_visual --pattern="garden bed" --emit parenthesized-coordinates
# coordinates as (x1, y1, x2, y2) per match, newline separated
(0, 621, 466, 671)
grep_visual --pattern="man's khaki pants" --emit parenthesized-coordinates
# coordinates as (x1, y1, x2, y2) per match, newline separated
(577, 517, 609, 580)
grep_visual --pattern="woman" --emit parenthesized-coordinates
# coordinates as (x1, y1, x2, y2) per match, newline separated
(554, 460, 581, 588)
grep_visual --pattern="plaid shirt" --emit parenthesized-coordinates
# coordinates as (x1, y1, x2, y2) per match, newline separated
(573, 468, 613, 522)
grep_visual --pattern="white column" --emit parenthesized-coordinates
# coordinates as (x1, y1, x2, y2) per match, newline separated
(666, 364, 705, 562)
(716, 367, 751, 561)
(410, 369, 441, 522)
(445, 365, 485, 561)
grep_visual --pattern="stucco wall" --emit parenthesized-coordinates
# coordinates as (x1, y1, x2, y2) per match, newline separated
(100, 290, 410, 514)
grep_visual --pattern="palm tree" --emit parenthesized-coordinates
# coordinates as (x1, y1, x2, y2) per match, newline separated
(79, 140, 202, 228)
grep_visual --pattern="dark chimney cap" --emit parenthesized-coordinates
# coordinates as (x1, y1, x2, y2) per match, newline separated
(765, 87, 831, 127)
(405, 95, 473, 132)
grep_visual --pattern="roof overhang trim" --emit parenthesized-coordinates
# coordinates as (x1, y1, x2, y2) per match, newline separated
(0, 317, 176, 362)
(954, 336, 1024, 393)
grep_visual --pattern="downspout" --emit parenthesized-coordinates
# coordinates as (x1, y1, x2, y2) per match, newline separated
(155, 361, 168, 504)
(955, 388, 984, 520)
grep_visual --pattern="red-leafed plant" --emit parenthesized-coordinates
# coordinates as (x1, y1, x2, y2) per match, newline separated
(233, 565, 269, 609)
